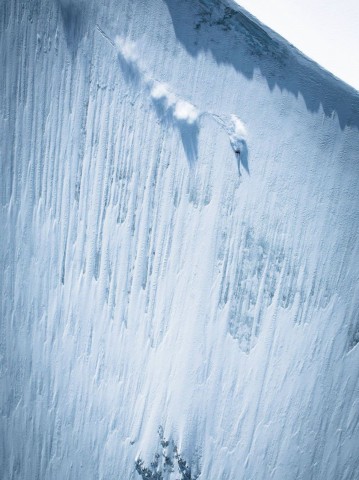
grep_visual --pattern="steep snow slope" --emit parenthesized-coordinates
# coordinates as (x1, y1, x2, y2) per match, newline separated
(1, 0, 358, 479)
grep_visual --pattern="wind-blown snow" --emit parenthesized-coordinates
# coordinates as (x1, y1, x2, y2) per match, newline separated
(1, 0, 359, 479)
(151, 82, 199, 125)
(116, 35, 199, 126)
(115, 36, 140, 65)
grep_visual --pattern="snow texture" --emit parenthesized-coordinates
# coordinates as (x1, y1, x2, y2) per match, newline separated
(1, 0, 359, 479)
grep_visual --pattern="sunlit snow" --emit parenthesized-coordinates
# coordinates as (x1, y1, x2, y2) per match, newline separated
(232, 0, 359, 90)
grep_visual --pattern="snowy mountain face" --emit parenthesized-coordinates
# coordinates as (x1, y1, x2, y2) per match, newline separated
(1, 0, 359, 478)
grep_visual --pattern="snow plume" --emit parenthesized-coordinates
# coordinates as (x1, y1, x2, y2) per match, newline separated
(115, 37, 199, 126)
(211, 114, 247, 150)
(150, 82, 200, 166)
(114, 35, 246, 170)
(211, 113, 249, 174)
(150, 83, 199, 124)
(229, 114, 247, 143)
(115, 35, 139, 66)
(115, 35, 142, 83)
(115, 35, 200, 165)
(174, 99, 199, 124)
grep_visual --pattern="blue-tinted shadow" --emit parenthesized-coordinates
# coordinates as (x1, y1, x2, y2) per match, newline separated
(151, 96, 199, 167)
(178, 121, 199, 168)
(117, 53, 141, 86)
(163, 0, 359, 130)
(238, 142, 249, 175)
(58, 0, 87, 58)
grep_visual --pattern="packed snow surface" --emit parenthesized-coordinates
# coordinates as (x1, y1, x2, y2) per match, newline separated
(1, 0, 359, 479)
